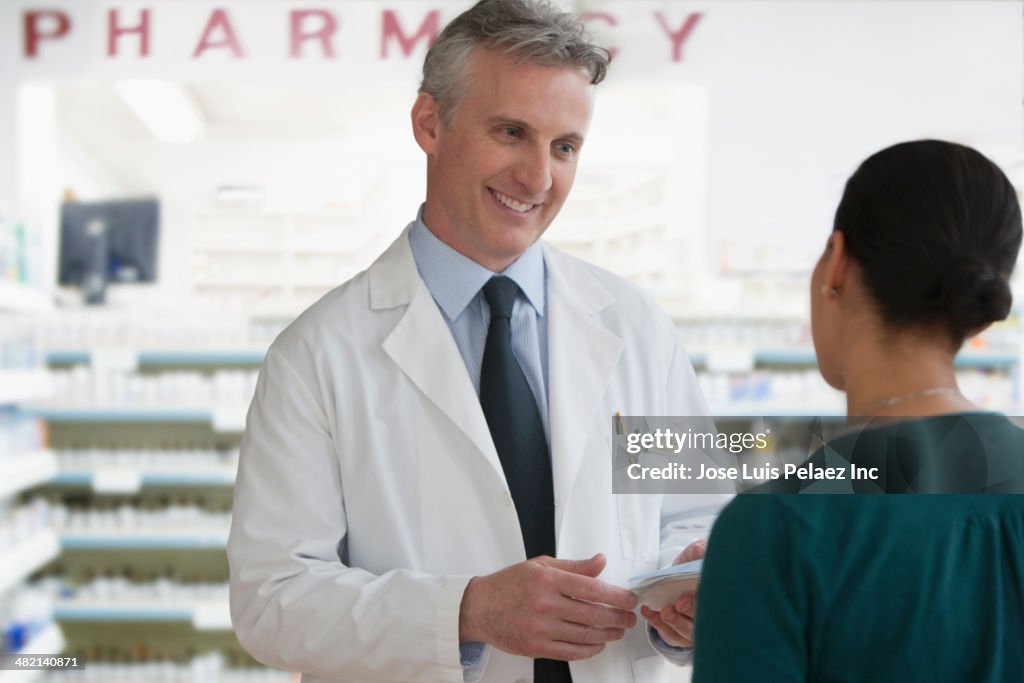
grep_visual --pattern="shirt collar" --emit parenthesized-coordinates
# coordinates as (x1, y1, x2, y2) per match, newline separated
(408, 205, 546, 321)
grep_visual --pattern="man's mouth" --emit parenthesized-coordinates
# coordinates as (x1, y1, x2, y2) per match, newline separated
(490, 189, 537, 213)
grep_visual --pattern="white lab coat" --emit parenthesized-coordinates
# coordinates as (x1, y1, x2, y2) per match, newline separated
(228, 226, 729, 683)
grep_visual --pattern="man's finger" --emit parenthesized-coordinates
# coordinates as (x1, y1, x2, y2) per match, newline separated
(539, 553, 606, 578)
(559, 598, 637, 630)
(539, 641, 606, 662)
(554, 570, 638, 610)
(550, 621, 626, 645)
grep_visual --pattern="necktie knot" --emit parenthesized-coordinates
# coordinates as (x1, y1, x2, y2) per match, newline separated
(483, 276, 519, 320)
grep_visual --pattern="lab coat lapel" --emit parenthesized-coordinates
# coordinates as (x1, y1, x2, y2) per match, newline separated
(371, 228, 507, 484)
(544, 247, 624, 542)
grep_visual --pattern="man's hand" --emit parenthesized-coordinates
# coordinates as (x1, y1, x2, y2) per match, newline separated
(459, 553, 638, 662)
(640, 539, 706, 648)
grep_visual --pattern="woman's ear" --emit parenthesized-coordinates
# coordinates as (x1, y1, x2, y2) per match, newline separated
(411, 92, 441, 155)
(823, 230, 852, 294)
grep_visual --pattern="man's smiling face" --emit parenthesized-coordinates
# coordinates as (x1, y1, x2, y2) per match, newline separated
(413, 47, 595, 272)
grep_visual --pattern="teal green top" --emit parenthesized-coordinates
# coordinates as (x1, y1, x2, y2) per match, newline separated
(692, 414, 1024, 682)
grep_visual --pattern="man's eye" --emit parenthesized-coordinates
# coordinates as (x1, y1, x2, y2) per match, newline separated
(557, 143, 576, 155)
(503, 128, 521, 138)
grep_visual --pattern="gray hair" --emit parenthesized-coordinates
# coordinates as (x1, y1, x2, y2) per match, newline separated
(420, 0, 611, 125)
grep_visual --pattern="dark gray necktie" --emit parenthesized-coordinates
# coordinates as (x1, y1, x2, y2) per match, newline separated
(480, 276, 571, 682)
(480, 276, 555, 560)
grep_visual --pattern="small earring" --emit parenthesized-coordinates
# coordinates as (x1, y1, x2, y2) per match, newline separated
(820, 285, 839, 298)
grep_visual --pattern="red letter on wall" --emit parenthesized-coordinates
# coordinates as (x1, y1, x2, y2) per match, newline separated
(381, 10, 440, 59)
(655, 12, 703, 63)
(108, 9, 151, 57)
(193, 9, 245, 59)
(23, 10, 72, 58)
(290, 10, 339, 58)
(579, 12, 619, 60)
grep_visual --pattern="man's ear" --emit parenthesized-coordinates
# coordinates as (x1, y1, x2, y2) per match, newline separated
(411, 92, 441, 155)
(823, 230, 852, 293)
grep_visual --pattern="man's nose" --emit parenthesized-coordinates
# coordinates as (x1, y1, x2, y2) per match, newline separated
(514, 144, 553, 196)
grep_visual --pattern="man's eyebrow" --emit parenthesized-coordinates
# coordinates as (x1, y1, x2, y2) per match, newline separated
(488, 116, 585, 145)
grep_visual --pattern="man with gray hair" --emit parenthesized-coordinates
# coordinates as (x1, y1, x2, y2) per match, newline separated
(228, 1, 724, 681)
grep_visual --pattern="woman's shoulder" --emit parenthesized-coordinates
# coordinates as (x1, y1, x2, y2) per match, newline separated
(810, 413, 1024, 493)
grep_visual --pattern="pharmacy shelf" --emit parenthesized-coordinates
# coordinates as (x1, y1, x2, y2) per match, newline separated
(710, 403, 1019, 417)
(47, 349, 266, 366)
(29, 406, 249, 430)
(0, 530, 60, 596)
(0, 451, 57, 499)
(31, 405, 248, 432)
(669, 309, 808, 323)
(290, 243, 373, 255)
(0, 623, 65, 683)
(54, 599, 232, 630)
(0, 282, 53, 314)
(192, 243, 282, 254)
(193, 301, 308, 318)
(953, 352, 1020, 369)
(688, 347, 1019, 369)
(60, 529, 230, 549)
(140, 350, 264, 365)
(288, 277, 350, 289)
(52, 468, 236, 488)
(710, 405, 846, 418)
(31, 408, 214, 422)
(194, 278, 287, 289)
(0, 370, 53, 405)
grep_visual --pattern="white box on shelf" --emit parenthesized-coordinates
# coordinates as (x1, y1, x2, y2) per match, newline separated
(192, 601, 233, 631)
(92, 469, 143, 495)
(0, 370, 53, 406)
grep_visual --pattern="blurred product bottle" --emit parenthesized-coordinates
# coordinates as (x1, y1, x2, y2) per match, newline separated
(2, 588, 53, 653)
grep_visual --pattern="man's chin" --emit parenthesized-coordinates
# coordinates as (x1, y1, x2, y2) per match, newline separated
(478, 240, 539, 271)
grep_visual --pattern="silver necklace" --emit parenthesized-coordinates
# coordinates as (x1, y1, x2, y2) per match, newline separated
(856, 387, 962, 416)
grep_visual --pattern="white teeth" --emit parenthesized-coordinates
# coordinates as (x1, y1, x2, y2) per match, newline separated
(493, 190, 533, 213)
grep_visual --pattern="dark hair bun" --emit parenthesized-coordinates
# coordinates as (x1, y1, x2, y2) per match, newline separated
(942, 260, 1013, 335)
(835, 140, 1022, 346)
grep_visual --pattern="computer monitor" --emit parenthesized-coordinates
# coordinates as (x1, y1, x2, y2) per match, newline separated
(58, 198, 160, 304)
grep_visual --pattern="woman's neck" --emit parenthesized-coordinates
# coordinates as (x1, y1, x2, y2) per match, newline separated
(840, 329, 977, 417)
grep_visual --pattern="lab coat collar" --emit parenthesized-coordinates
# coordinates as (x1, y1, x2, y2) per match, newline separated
(368, 222, 421, 310)
(543, 245, 624, 544)
(372, 226, 508, 493)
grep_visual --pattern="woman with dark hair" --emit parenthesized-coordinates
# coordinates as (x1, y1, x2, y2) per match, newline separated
(689, 140, 1024, 681)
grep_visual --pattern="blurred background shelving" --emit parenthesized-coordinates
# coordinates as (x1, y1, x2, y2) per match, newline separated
(18, 347, 264, 679)
(0, 282, 64, 683)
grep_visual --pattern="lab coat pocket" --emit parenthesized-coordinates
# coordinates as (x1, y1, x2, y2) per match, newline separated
(631, 654, 667, 683)
(616, 493, 661, 563)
